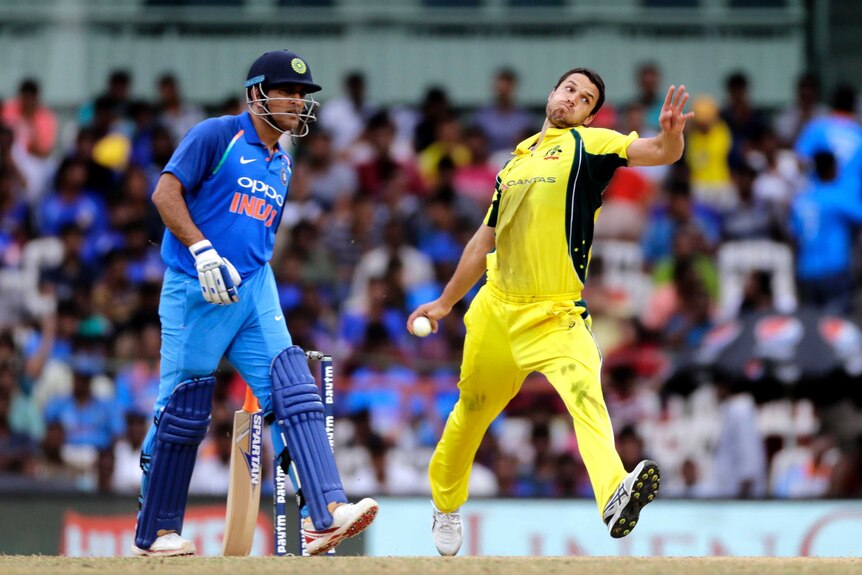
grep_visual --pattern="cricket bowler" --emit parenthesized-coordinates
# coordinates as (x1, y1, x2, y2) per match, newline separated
(408, 68, 693, 556)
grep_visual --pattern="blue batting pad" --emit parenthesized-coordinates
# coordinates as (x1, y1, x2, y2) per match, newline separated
(134, 377, 215, 550)
(271, 346, 346, 530)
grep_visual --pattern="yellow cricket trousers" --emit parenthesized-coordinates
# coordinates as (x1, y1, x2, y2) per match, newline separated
(429, 282, 626, 515)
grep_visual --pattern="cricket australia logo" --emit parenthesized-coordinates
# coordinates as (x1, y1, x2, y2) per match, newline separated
(242, 413, 263, 485)
(544, 145, 563, 160)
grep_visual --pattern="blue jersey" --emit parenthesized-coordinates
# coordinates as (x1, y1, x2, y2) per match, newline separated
(44, 396, 122, 450)
(789, 177, 862, 278)
(160, 112, 291, 279)
(795, 115, 862, 178)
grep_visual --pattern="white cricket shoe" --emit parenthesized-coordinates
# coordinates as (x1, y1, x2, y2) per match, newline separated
(431, 501, 463, 556)
(131, 532, 195, 557)
(602, 459, 661, 538)
(303, 498, 379, 556)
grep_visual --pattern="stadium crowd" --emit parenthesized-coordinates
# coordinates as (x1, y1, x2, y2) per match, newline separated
(1, 63, 862, 501)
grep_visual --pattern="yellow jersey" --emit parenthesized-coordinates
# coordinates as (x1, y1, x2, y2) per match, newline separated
(685, 120, 732, 185)
(484, 126, 637, 298)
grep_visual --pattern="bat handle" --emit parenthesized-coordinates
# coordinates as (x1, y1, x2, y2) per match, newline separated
(243, 386, 260, 413)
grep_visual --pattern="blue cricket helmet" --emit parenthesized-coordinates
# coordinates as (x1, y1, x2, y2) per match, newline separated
(245, 50, 322, 94)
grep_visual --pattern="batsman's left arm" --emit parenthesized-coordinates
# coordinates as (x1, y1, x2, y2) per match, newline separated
(151, 173, 206, 247)
(153, 172, 240, 304)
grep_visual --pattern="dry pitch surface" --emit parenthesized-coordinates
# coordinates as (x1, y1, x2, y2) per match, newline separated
(1, 556, 860, 575)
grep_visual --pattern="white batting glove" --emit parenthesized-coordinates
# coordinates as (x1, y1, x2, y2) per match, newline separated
(189, 239, 242, 305)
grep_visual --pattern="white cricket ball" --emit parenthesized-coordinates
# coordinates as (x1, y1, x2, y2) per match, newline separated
(412, 316, 433, 337)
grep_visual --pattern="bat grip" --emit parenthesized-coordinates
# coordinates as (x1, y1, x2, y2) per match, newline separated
(243, 386, 261, 413)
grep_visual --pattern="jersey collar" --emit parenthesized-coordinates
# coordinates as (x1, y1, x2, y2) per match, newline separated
(514, 127, 573, 155)
(239, 111, 286, 157)
(239, 111, 262, 145)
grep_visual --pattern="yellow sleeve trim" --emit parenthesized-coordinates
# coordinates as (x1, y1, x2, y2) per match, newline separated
(578, 127, 639, 159)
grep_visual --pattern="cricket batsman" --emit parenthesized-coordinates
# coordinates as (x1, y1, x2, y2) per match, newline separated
(132, 50, 378, 557)
(407, 68, 693, 555)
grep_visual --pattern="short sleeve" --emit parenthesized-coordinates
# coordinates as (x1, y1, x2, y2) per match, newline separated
(483, 172, 505, 227)
(794, 121, 819, 161)
(43, 399, 61, 423)
(163, 118, 226, 194)
(580, 128, 639, 183)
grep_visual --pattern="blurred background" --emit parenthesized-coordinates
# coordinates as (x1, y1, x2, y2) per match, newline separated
(1, 0, 862, 558)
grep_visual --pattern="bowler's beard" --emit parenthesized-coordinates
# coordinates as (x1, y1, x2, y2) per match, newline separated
(546, 102, 576, 128)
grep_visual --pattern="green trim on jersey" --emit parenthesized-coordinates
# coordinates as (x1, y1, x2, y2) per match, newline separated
(486, 172, 503, 227)
(485, 158, 512, 228)
(211, 129, 245, 176)
(563, 128, 627, 284)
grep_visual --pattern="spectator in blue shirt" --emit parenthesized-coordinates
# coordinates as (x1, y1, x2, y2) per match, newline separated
(43, 357, 120, 450)
(471, 68, 535, 154)
(642, 179, 720, 268)
(123, 221, 165, 285)
(274, 248, 305, 313)
(417, 191, 464, 268)
(0, 168, 30, 268)
(114, 322, 161, 419)
(341, 276, 409, 352)
(39, 158, 107, 239)
(22, 302, 79, 368)
(795, 85, 862, 193)
(343, 322, 417, 438)
(789, 151, 862, 314)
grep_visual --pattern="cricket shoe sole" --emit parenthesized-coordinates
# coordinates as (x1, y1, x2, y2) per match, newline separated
(603, 459, 660, 538)
(304, 498, 379, 556)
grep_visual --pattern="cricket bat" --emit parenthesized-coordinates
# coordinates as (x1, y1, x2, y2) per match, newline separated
(222, 387, 264, 556)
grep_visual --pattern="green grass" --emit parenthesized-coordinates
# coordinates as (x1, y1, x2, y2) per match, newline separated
(0, 556, 860, 575)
